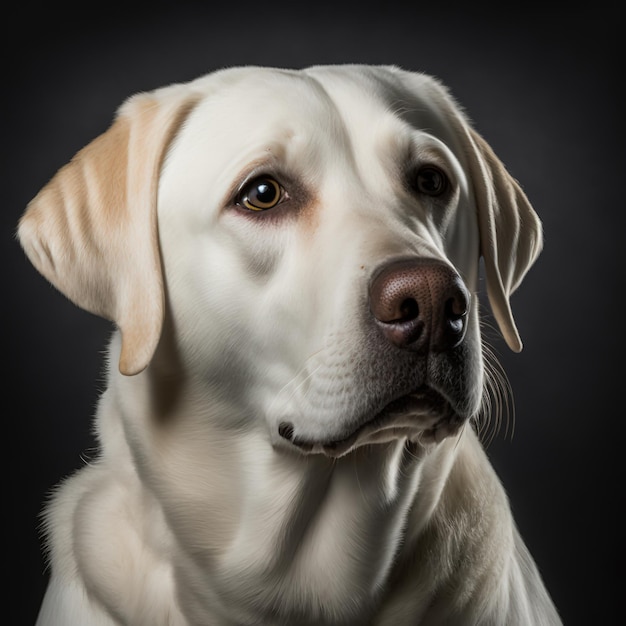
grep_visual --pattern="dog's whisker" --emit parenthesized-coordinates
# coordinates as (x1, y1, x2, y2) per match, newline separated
(477, 337, 515, 449)
(264, 347, 328, 418)
(351, 450, 369, 505)
(267, 327, 357, 418)
(458, 420, 468, 444)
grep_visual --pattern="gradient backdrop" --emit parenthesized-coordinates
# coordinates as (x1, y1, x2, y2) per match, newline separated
(5, 4, 621, 624)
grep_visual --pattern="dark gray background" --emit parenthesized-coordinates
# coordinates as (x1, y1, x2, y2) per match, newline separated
(5, 3, 622, 624)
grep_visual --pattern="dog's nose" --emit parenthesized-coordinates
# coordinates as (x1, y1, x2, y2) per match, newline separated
(369, 259, 470, 352)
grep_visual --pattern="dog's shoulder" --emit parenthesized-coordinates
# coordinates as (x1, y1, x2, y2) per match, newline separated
(39, 455, 184, 625)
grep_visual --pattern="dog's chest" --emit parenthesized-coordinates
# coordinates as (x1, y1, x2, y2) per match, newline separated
(169, 441, 428, 624)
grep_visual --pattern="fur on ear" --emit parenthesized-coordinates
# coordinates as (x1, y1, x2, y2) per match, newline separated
(388, 67, 543, 352)
(464, 128, 543, 352)
(18, 88, 198, 375)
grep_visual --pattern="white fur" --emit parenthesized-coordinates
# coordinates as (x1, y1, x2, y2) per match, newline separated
(22, 65, 561, 625)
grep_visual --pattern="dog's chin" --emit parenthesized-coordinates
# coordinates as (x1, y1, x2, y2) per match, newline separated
(280, 387, 467, 459)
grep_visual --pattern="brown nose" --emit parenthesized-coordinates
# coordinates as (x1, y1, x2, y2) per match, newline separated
(369, 259, 470, 352)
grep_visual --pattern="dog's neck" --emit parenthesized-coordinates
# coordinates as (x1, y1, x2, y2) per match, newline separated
(103, 348, 461, 624)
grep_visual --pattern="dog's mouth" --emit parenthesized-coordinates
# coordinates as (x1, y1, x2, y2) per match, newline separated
(277, 386, 466, 458)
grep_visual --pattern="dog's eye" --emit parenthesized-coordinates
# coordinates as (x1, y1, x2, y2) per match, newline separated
(239, 177, 283, 211)
(414, 167, 448, 197)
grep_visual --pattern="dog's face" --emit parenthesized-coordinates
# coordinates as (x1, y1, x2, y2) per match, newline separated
(19, 65, 542, 458)
(158, 67, 484, 455)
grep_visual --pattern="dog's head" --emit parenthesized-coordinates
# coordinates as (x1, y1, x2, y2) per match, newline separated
(18, 65, 541, 457)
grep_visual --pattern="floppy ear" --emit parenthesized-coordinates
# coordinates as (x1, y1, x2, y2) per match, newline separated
(18, 89, 198, 375)
(396, 69, 543, 351)
(464, 128, 543, 352)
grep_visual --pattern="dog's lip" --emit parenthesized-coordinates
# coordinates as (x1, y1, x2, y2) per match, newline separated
(285, 386, 463, 458)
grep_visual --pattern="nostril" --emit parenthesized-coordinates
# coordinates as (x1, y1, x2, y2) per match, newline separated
(441, 291, 469, 350)
(447, 313, 465, 337)
(445, 296, 467, 321)
(399, 298, 419, 322)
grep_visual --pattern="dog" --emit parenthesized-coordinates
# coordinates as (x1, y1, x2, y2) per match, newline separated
(20, 65, 561, 625)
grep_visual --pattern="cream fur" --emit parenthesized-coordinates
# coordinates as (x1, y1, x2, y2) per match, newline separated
(21, 65, 560, 625)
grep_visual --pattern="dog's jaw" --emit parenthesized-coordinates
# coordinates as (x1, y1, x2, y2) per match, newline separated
(276, 386, 466, 458)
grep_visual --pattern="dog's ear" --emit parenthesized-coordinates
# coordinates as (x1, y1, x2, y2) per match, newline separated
(18, 89, 198, 375)
(397, 69, 542, 352)
(463, 128, 543, 352)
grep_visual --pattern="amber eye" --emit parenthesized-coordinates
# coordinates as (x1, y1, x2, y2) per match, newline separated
(415, 167, 448, 196)
(239, 177, 283, 211)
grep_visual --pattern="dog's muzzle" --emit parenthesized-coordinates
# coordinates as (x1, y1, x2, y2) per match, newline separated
(276, 258, 472, 457)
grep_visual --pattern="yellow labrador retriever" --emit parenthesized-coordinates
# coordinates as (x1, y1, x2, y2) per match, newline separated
(20, 65, 561, 625)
